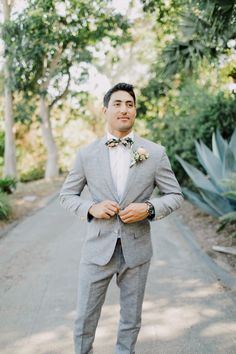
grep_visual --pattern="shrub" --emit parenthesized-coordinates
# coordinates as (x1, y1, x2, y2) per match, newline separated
(217, 177, 236, 239)
(20, 167, 45, 183)
(139, 80, 236, 184)
(0, 176, 17, 194)
(163, 91, 235, 184)
(0, 192, 12, 220)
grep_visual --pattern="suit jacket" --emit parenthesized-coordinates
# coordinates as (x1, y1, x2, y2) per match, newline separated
(60, 134, 183, 268)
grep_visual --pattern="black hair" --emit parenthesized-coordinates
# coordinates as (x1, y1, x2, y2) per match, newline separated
(103, 82, 136, 107)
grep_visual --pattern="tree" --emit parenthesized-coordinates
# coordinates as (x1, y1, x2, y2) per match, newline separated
(136, 0, 236, 183)
(142, 0, 236, 77)
(1, 0, 17, 177)
(2, 0, 130, 178)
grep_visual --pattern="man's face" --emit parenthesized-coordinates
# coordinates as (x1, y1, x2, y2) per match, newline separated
(104, 90, 136, 137)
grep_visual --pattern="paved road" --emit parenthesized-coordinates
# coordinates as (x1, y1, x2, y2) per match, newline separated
(0, 193, 236, 354)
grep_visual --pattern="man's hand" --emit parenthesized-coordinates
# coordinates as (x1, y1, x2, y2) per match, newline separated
(119, 203, 148, 224)
(89, 200, 120, 219)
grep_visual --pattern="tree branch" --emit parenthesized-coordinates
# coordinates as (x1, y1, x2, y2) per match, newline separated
(49, 71, 71, 110)
(41, 46, 64, 92)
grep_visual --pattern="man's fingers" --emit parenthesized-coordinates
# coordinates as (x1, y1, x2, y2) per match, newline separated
(119, 208, 132, 217)
(109, 201, 120, 208)
(119, 210, 133, 221)
(105, 208, 116, 217)
(104, 201, 120, 213)
(120, 215, 133, 223)
(89, 200, 120, 219)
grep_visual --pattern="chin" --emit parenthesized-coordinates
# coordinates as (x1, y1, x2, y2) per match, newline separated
(118, 127, 132, 132)
(118, 123, 133, 131)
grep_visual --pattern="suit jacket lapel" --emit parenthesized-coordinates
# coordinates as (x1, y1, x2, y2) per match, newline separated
(98, 136, 119, 201)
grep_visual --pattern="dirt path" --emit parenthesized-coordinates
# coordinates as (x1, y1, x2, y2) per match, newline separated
(0, 195, 236, 354)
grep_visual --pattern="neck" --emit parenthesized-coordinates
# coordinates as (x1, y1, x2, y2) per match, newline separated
(108, 129, 132, 139)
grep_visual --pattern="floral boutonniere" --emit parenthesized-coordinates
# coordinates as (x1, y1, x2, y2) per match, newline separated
(130, 147, 149, 167)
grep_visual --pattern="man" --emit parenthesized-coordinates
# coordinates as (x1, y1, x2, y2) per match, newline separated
(60, 82, 183, 354)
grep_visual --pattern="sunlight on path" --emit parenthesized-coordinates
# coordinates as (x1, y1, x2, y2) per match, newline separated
(0, 199, 236, 354)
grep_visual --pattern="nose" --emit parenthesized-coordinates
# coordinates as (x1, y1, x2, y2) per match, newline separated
(120, 103, 128, 114)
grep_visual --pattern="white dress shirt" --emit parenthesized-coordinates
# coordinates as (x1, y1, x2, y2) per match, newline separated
(107, 131, 134, 200)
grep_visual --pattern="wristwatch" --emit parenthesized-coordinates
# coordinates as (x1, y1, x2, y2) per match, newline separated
(145, 201, 155, 220)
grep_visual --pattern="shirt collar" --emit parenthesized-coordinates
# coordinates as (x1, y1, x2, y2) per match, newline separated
(107, 131, 134, 141)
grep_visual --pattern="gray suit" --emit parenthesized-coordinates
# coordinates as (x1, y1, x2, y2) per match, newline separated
(60, 134, 183, 354)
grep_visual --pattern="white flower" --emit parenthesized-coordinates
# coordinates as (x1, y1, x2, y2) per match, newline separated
(130, 147, 149, 167)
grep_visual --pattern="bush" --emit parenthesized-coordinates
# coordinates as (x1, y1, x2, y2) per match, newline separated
(217, 176, 236, 239)
(139, 81, 236, 184)
(0, 176, 17, 194)
(0, 192, 12, 220)
(20, 167, 45, 183)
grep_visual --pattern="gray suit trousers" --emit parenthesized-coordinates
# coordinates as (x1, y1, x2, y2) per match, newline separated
(74, 239, 150, 354)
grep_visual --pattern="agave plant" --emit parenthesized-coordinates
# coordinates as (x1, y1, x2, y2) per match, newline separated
(218, 176, 236, 238)
(176, 129, 236, 217)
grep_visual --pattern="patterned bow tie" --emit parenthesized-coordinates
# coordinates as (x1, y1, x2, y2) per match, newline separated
(105, 137, 134, 148)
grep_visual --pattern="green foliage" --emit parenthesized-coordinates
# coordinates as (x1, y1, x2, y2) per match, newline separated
(2, 0, 130, 95)
(20, 167, 45, 183)
(0, 192, 12, 220)
(142, 0, 236, 77)
(14, 96, 37, 124)
(218, 212, 236, 238)
(176, 129, 236, 217)
(229, 67, 236, 79)
(139, 79, 236, 183)
(162, 39, 209, 77)
(1, 0, 131, 179)
(218, 177, 236, 238)
(0, 176, 17, 194)
(142, 0, 185, 22)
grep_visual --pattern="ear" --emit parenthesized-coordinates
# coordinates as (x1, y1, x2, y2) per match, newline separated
(102, 106, 107, 114)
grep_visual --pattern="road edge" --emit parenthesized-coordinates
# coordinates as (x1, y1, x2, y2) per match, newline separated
(0, 191, 59, 240)
(173, 213, 236, 291)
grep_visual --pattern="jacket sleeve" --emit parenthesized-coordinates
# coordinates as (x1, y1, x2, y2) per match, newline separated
(149, 148, 183, 221)
(59, 150, 94, 221)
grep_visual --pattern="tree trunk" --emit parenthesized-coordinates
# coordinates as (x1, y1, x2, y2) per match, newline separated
(2, 0, 17, 177)
(3, 80, 16, 177)
(39, 96, 59, 178)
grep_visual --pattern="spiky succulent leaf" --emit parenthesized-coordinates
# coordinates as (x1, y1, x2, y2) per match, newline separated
(212, 131, 220, 160)
(215, 128, 228, 162)
(176, 156, 217, 193)
(182, 188, 220, 217)
(224, 191, 236, 200)
(199, 189, 234, 216)
(223, 147, 236, 177)
(195, 140, 223, 190)
(177, 129, 236, 218)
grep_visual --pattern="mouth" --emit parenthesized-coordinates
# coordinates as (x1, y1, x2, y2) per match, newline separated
(118, 117, 129, 120)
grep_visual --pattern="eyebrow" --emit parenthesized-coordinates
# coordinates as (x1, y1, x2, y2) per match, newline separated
(113, 99, 134, 104)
